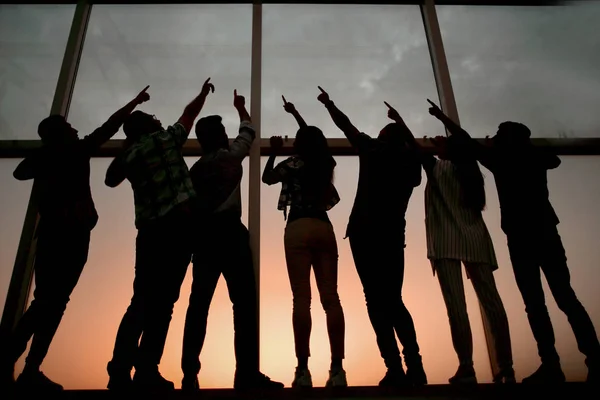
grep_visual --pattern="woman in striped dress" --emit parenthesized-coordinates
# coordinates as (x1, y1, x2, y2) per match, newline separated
(386, 102, 514, 385)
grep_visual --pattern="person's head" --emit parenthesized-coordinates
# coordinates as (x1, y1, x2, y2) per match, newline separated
(436, 134, 469, 161)
(195, 115, 228, 153)
(38, 115, 78, 145)
(293, 125, 330, 159)
(491, 121, 531, 150)
(378, 122, 411, 147)
(123, 111, 163, 141)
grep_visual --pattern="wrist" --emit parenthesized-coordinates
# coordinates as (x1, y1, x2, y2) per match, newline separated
(324, 100, 334, 108)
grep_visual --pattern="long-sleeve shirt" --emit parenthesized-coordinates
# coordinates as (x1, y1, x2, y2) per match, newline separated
(189, 121, 255, 219)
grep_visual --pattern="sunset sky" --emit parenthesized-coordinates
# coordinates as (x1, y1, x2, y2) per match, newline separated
(1, 1, 599, 390)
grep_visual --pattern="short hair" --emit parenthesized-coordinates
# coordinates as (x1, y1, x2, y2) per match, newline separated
(497, 121, 531, 139)
(38, 114, 66, 141)
(123, 110, 152, 139)
(195, 115, 225, 144)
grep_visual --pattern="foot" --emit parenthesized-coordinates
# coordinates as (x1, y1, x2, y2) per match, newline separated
(15, 369, 63, 391)
(522, 364, 565, 384)
(292, 367, 312, 388)
(326, 367, 347, 387)
(406, 365, 428, 386)
(449, 365, 477, 385)
(379, 368, 409, 387)
(493, 367, 516, 384)
(132, 369, 175, 391)
(107, 373, 133, 391)
(181, 375, 200, 392)
(234, 371, 284, 390)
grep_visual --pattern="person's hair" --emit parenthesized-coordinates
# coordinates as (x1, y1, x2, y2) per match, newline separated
(379, 122, 411, 146)
(195, 115, 227, 152)
(38, 115, 67, 142)
(294, 126, 336, 207)
(498, 121, 531, 138)
(123, 110, 155, 140)
(446, 135, 486, 212)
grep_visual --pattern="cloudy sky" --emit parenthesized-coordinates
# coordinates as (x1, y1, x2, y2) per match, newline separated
(1, 1, 599, 389)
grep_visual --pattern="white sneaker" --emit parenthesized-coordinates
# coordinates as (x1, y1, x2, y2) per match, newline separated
(326, 368, 347, 387)
(292, 367, 312, 388)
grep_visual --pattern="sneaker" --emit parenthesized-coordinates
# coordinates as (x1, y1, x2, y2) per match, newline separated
(15, 369, 63, 392)
(292, 367, 313, 388)
(107, 373, 133, 391)
(493, 367, 516, 384)
(182, 375, 200, 392)
(379, 368, 409, 387)
(406, 365, 428, 386)
(132, 369, 175, 392)
(522, 364, 565, 384)
(449, 365, 477, 385)
(326, 367, 347, 387)
(234, 371, 284, 390)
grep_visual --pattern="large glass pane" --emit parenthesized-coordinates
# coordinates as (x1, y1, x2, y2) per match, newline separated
(0, 160, 33, 320)
(68, 4, 252, 140)
(437, 2, 600, 138)
(0, 5, 75, 140)
(262, 4, 441, 139)
(260, 156, 493, 386)
(485, 156, 600, 382)
(13, 156, 249, 389)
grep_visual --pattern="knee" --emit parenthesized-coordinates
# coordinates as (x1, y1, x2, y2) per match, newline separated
(554, 289, 582, 312)
(292, 295, 311, 314)
(320, 292, 342, 313)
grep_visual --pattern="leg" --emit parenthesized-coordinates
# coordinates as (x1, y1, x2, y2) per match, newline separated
(136, 216, 191, 373)
(434, 259, 474, 369)
(508, 239, 560, 366)
(464, 262, 513, 375)
(181, 260, 221, 378)
(349, 234, 402, 371)
(540, 230, 600, 367)
(220, 223, 259, 374)
(311, 221, 344, 364)
(284, 220, 314, 366)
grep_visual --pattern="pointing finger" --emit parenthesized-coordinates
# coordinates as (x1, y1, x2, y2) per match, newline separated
(384, 101, 393, 110)
(282, 95, 287, 104)
(318, 86, 326, 94)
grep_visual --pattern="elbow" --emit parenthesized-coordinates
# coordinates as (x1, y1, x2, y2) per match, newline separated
(104, 175, 119, 188)
(13, 169, 30, 181)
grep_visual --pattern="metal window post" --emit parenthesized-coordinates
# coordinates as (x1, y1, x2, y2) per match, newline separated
(0, 1, 92, 343)
(249, 0, 263, 370)
(421, 0, 500, 379)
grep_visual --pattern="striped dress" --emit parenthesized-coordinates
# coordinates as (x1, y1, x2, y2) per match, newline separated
(425, 159, 498, 273)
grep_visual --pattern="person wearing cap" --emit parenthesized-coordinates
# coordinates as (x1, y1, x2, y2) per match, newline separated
(426, 99, 599, 385)
(180, 90, 283, 391)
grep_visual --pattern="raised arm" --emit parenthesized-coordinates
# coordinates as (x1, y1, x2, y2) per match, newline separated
(229, 89, 255, 161)
(262, 136, 285, 185)
(282, 96, 307, 128)
(317, 86, 365, 146)
(177, 77, 215, 135)
(385, 101, 436, 171)
(83, 85, 150, 151)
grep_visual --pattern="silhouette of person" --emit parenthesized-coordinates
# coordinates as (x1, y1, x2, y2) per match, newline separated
(386, 102, 514, 384)
(0, 86, 150, 392)
(262, 96, 347, 388)
(426, 100, 599, 384)
(180, 90, 283, 391)
(316, 87, 426, 387)
(104, 78, 215, 392)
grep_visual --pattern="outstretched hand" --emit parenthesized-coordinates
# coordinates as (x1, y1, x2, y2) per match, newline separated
(427, 99, 444, 119)
(282, 95, 296, 113)
(384, 101, 402, 122)
(201, 78, 215, 97)
(233, 89, 245, 109)
(270, 135, 284, 151)
(134, 85, 150, 105)
(317, 86, 330, 105)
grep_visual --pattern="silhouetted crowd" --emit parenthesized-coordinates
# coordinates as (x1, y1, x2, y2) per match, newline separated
(1, 80, 598, 393)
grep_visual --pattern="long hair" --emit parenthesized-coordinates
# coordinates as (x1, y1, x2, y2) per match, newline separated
(446, 135, 486, 212)
(293, 126, 336, 207)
